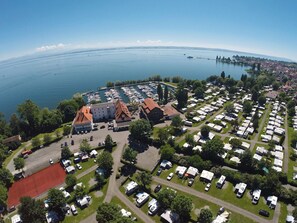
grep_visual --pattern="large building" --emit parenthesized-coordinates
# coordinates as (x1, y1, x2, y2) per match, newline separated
(140, 98, 164, 123)
(73, 106, 93, 133)
(91, 102, 116, 121)
(115, 100, 132, 123)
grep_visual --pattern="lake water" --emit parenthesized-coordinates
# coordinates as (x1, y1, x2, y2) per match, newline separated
(0, 47, 250, 118)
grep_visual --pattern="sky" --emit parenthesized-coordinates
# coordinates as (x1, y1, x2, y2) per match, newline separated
(0, 0, 297, 61)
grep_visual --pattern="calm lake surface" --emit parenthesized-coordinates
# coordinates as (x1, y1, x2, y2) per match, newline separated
(0, 47, 250, 118)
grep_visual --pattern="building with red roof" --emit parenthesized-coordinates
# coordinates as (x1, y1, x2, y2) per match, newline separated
(73, 106, 93, 133)
(140, 98, 164, 123)
(115, 100, 132, 123)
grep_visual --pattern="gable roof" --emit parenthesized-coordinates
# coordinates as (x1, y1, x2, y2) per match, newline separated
(142, 98, 161, 114)
(115, 100, 131, 121)
(74, 106, 93, 125)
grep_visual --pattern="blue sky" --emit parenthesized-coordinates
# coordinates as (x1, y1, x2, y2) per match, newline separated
(0, 0, 297, 61)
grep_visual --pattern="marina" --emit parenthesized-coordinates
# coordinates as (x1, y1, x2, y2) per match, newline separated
(83, 82, 172, 105)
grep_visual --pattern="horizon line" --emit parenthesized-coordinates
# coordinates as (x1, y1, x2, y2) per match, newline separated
(0, 45, 295, 64)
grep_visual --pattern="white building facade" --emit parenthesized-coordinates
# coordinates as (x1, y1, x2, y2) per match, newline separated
(91, 102, 116, 121)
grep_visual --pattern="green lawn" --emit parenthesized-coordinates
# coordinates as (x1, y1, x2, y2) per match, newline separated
(62, 171, 109, 223)
(156, 167, 274, 220)
(278, 202, 288, 223)
(287, 127, 297, 181)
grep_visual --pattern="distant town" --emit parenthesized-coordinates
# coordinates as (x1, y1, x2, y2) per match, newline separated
(1, 56, 297, 223)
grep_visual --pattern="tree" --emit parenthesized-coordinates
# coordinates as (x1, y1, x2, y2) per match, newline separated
(112, 217, 135, 223)
(185, 134, 194, 145)
(96, 173, 106, 188)
(122, 147, 137, 163)
(96, 202, 121, 223)
(253, 116, 259, 130)
(157, 188, 177, 209)
(239, 150, 254, 172)
(9, 113, 20, 135)
(187, 155, 212, 170)
(0, 184, 7, 208)
(171, 115, 183, 129)
(105, 134, 114, 151)
(291, 131, 297, 147)
(201, 125, 210, 139)
(64, 174, 76, 187)
(175, 83, 188, 109)
(258, 95, 266, 106)
(61, 146, 72, 159)
(251, 89, 259, 102)
(63, 125, 72, 135)
(157, 84, 163, 101)
(160, 144, 175, 161)
(225, 104, 235, 114)
(202, 138, 224, 162)
(157, 128, 170, 144)
(171, 194, 192, 221)
(198, 208, 213, 223)
(97, 151, 114, 175)
(48, 188, 66, 210)
(0, 168, 13, 187)
(13, 157, 25, 172)
(221, 71, 225, 79)
(18, 197, 46, 223)
(243, 101, 252, 114)
(17, 100, 41, 137)
(43, 133, 51, 145)
(272, 81, 280, 90)
(31, 137, 41, 148)
(194, 87, 204, 99)
(129, 119, 152, 141)
(288, 107, 296, 117)
(74, 185, 86, 199)
(80, 139, 91, 153)
(164, 85, 169, 104)
(136, 171, 152, 188)
(229, 138, 241, 148)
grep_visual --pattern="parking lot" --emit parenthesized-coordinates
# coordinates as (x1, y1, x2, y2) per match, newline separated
(22, 123, 130, 176)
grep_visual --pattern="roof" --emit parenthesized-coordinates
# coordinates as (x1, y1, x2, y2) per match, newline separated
(11, 214, 21, 223)
(163, 105, 179, 117)
(115, 100, 131, 122)
(161, 210, 179, 223)
(74, 106, 92, 125)
(200, 170, 214, 182)
(141, 98, 161, 114)
(3, 135, 21, 144)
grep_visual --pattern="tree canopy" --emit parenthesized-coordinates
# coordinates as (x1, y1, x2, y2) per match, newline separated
(80, 139, 92, 154)
(13, 157, 25, 171)
(160, 144, 175, 161)
(48, 188, 67, 211)
(122, 147, 137, 164)
(157, 188, 177, 209)
(135, 171, 152, 189)
(104, 134, 114, 151)
(65, 174, 77, 188)
(97, 151, 114, 175)
(201, 125, 210, 139)
(198, 208, 213, 223)
(18, 197, 46, 223)
(96, 202, 121, 223)
(129, 119, 152, 141)
(171, 115, 183, 129)
(61, 146, 72, 160)
(202, 138, 224, 162)
(171, 194, 192, 221)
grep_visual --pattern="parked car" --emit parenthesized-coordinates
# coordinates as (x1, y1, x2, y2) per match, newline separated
(205, 183, 211, 192)
(154, 184, 162, 193)
(259, 209, 270, 217)
(167, 173, 174, 181)
(71, 205, 78, 215)
(90, 136, 93, 141)
(76, 164, 82, 170)
(71, 140, 74, 145)
(49, 159, 54, 165)
(188, 178, 194, 187)
(100, 125, 105, 129)
(74, 157, 81, 163)
(156, 168, 162, 176)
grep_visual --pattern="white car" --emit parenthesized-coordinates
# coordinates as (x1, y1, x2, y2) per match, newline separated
(49, 159, 53, 164)
(205, 183, 211, 192)
(71, 205, 78, 215)
(167, 173, 174, 181)
(76, 164, 82, 170)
